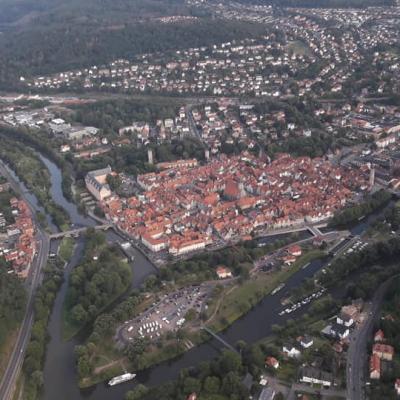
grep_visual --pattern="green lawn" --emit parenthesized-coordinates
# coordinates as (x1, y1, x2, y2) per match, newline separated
(276, 361, 298, 382)
(59, 237, 75, 263)
(208, 250, 326, 332)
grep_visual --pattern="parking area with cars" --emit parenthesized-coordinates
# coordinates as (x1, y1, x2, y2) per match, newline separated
(118, 284, 213, 343)
(343, 238, 369, 255)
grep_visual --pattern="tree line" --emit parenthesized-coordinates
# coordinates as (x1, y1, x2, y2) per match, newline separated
(0, 18, 266, 90)
(241, 0, 394, 8)
(64, 230, 132, 331)
(22, 257, 65, 400)
(329, 189, 392, 227)
(0, 261, 26, 361)
(70, 98, 182, 135)
(125, 346, 287, 400)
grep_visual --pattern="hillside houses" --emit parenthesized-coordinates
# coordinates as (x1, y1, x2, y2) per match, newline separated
(0, 197, 36, 278)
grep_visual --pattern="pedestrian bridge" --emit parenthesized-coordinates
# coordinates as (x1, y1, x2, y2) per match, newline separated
(201, 326, 239, 354)
(49, 224, 112, 240)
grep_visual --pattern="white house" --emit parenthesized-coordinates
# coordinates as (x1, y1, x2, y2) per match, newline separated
(330, 323, 350, 339)
(336, 312, 354, 327)
(282, 344, 301, 358)
(395, 379, 400, 395)
(300, 335, 314, 349)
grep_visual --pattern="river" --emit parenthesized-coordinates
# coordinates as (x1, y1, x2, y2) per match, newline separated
(14, 153, 387, 400)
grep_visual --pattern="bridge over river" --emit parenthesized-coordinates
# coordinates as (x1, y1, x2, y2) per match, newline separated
(49, 224, 113, 240)
(201, 326, 239, 354)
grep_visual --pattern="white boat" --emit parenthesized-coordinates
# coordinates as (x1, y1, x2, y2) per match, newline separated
(108, 373, 136, 386)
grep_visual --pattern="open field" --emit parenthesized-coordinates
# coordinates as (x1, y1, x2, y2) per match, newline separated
(208, 250, 326, 332)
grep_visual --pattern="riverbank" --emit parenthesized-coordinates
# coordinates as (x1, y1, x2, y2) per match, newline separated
(0, 139, 70, 231)
(207, 249, 326, 332)
(5, 143, 391, 400)
(62, 232, 133, 341)
(75, 248, 326, 388)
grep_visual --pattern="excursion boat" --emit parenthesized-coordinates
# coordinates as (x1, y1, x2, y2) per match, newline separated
(108, 373, 136, 386)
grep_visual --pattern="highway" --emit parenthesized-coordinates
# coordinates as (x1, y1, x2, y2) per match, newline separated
(0, 161, 50, 400)
(346, 276, 397, 400)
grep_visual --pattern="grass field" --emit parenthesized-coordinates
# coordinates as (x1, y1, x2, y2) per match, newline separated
(59, 237, 75, 263)
(208, 250, 326, 332)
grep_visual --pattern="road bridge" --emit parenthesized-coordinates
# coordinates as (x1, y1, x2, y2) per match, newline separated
(201, 326, 239, 354)
(49, 224, 112, 240)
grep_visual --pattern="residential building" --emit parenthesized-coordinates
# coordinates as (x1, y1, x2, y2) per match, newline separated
(216, 266, 232, 279)
(283, 344, 301, 358)
(258, 387, 276, 400)
(265, 357, 279, 369)
(300, 367, 333, 387)
(336, 312, 354, 327)
(373, 343, 395, 361)
(370, 354, 381, 380)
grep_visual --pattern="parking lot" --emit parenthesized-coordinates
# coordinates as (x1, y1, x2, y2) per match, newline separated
(343, 238, 369, 256)
(118, 284, 213, 343)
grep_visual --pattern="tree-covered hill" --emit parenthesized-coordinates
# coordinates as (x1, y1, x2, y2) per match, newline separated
(234, 0, 394, 8)
(0, 17, 266, 90)
(0, 0, 189, 26)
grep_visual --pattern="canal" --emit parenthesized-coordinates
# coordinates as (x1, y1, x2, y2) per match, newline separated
(10, 153, 389, 400)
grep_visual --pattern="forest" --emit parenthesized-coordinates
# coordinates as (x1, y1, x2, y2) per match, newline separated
(0, 0, 190, 25)
(0, 125, 74, 202)
(0, 134, 70, 230)
(125, 347, 286, 400)
(0, 17, 266, 90)
(63, 230, 132, 335)
(0, 263, 26, 369)
(240, 0, 394, 7)
(71, 137, 205, 180)
(329, 190, 392, 227)
(70, 98, 182, 135)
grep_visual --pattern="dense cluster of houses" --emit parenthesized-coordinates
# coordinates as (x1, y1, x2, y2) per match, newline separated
(26, 34, 314, 96)
(369, 329, 396, 382)
(23, 4, 400, 101)
(87, 152, 368, 257)
(263, 300, 370, 391)
(0, 196, 36, 278)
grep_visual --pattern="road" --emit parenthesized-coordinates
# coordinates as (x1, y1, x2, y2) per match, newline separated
(185, 105, 205, 146)
(0, 161, 50, 400)
(346, 276, 397, 400)
(288, 383, 346, 399)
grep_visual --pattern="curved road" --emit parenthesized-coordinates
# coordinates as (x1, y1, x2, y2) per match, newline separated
(0, 161, 50, 400)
